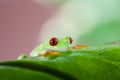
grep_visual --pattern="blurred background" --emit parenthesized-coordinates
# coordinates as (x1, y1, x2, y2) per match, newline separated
(0, 0, 120, 61)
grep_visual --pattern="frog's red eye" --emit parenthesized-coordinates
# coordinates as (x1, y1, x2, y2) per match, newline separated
(69, 37, 73, 44)
(49, 37, 58, 46)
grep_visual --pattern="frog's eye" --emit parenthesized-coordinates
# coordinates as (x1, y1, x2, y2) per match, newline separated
(49, 37, 58, 46)
(69, 37, 73, 44)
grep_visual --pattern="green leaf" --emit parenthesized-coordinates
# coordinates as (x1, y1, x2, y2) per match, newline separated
(0, 45, 120, 80)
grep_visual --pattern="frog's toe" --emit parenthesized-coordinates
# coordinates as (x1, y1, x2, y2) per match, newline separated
(71, 45, 88, 49)
(18, 54, 27, 60)
(38, 50, 60, 57)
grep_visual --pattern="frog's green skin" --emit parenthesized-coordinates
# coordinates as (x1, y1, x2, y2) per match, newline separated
(18, 36, 71, 59)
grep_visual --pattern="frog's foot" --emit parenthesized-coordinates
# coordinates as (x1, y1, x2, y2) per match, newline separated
(71, 45, 88, 49)
(38, 50, 60, 57)
(18, 54, 27, 60)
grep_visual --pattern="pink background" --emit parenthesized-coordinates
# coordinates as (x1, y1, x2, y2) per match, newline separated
(0, 0, 57, 61)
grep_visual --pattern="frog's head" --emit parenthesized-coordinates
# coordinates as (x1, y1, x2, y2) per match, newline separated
(30, 36, 73, 57)
(48, 36, 73, 49)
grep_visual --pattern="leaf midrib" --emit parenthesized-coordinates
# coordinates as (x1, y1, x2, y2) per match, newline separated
(0, 60, 78, 80)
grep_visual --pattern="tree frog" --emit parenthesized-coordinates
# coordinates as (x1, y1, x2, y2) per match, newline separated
(18, 36, 87, 59)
